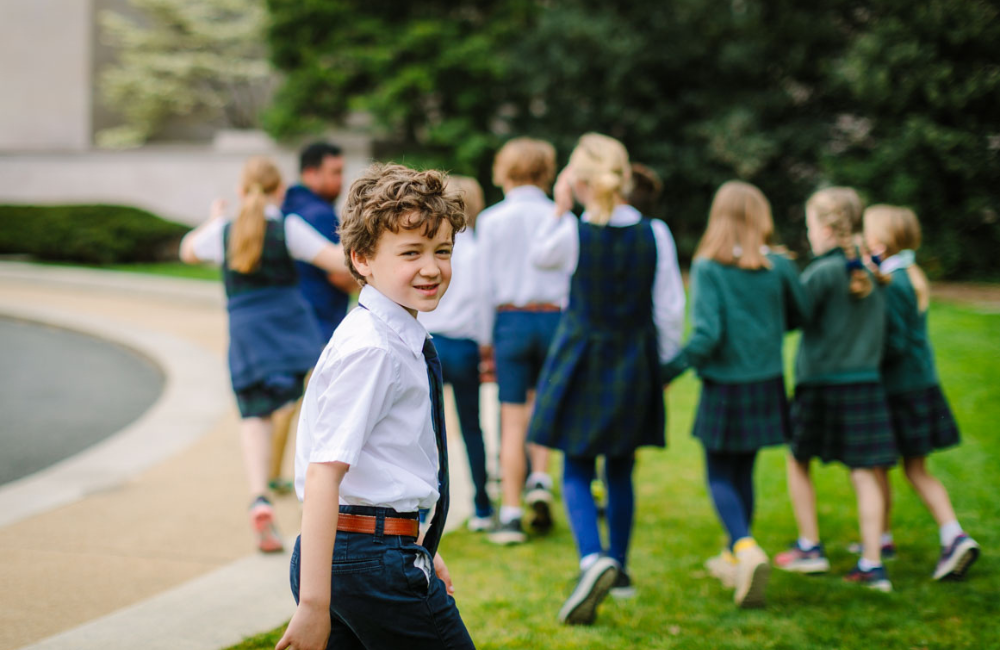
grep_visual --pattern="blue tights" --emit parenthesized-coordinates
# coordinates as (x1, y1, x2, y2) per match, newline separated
(705, 450, 757, 549)
(563, 455, 635, 569)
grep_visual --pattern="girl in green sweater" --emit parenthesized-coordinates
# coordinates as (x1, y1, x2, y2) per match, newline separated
(776, 187, 898, 592)
(863, 205, 979, 581)
(664, 181, 809, 608)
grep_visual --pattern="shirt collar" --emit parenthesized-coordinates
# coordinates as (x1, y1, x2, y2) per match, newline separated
(582, 203, 641, 226)
(358, 285, 429, 357)
(504, 185, 549, 203)
(264, 203, 283, 220)
(880, 250, 915, 274)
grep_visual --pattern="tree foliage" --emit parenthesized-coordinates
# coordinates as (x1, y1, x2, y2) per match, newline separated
(265, 0, 1000, 278)
(99, 0, 273, 147)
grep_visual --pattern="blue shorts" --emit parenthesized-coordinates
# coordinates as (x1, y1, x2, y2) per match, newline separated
(493, 310, 562, 404)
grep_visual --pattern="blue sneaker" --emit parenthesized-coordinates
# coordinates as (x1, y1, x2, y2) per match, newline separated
(933, 533, 980, 581)
(844, 563, 892, 592)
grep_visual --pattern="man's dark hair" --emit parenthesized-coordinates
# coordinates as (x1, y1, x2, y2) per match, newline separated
(299, 142, 343, 173)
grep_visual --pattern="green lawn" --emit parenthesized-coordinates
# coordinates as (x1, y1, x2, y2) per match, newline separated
(42, 260, 220, 281)
(227, 300, 999, 650)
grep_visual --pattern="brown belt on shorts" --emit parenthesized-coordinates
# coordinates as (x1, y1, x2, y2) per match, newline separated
(496, 302, 561, 313)
(337, 513, 420, 537)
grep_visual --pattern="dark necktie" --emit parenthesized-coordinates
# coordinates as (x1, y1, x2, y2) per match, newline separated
(421, 338, 449, 556)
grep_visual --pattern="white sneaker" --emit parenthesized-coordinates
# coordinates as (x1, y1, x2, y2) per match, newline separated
(558, 556, 620, 625)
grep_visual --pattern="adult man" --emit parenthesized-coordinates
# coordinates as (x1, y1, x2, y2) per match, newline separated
(282, 142, 356, 341)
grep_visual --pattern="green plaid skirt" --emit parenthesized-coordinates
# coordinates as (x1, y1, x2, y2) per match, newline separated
(887, 385, 960, 458)
(234, 371, 307, 419)
(693, 377, 789, 453)
(789, 382, 898, 468)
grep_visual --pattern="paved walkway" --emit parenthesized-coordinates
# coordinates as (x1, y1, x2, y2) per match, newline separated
(0, 263, 485, 650)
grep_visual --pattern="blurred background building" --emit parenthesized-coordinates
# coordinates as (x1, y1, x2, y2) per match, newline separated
(0, 0, 370, 226)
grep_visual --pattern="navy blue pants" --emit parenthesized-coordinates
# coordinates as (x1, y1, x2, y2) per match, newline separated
(704, 450, 757, 548)
(289, 507, 475, 649)
(433, 335, 491, 518)
(562, 455, 635, 569)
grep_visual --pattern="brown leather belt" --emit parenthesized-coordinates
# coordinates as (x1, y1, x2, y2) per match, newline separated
(337, 512, 419, 537)
(497, 302, 561, 313)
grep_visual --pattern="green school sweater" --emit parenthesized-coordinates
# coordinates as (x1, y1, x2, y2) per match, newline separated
(663, 252, 810, 383)
(882, 268, 938, 394)
(794, 248, 885, 386)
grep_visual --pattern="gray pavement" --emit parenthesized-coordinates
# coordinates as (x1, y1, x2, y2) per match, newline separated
(0, 317, 164, 485)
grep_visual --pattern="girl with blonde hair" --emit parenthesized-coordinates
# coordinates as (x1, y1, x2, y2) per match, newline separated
(863, 205, 979, 580)
(663, 180, 809, 608)
(528, 133, 685, 625)
(180, 155, 348, 553)
(776, 187, 898, 592)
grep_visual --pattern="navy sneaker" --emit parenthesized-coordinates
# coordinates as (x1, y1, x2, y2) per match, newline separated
(609, 570, 636, 599)
(933, 533, 980, 581)
(487, 518, 526, 545)
(525, 481, 554, 532)
(844, 563, 892, 592)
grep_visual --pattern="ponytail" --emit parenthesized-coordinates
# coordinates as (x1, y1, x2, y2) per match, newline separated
(228, 156, 283, 273)
(228, 184, 268, 273)
(568, 133, 632, 226)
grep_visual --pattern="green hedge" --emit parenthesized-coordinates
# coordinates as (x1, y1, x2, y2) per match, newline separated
(0, 204, 192, 265)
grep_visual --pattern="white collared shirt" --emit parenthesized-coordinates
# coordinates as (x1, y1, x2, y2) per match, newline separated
(294, 285, 440, 511)
(417, 229, 491, 344)
(185, 204, 330, 265)
(530, 204, 686, 362)
(476, 185, 575, 343)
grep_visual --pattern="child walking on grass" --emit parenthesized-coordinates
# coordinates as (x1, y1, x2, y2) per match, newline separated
(528, 133, 684, 625)
(663, 180, 809, 608)
(777, 187, 899, 592)
(863, 204, 980, 581)
(180, 156, 348, 554)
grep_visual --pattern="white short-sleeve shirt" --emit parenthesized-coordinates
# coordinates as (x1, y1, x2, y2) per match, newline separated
(294, 285, 440, 512)
(530, 204, 686, 362)
(184, 204, 330, 265)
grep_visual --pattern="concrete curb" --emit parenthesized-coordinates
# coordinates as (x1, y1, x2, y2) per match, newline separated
(0, 261, 224, 307)
(0, 299, 230, 528)
(19, 552, 296, 650)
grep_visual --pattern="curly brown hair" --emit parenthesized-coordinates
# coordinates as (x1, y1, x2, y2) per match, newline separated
(339, 163, 467, 285)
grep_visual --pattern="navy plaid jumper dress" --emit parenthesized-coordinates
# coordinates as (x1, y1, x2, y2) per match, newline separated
(223, 219, 325, 418)
(528, 218, 666, 458)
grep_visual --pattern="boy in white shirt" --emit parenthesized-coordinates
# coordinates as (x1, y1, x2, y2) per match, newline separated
(277, 164, 475, 650)
(477, 138, 573, 544)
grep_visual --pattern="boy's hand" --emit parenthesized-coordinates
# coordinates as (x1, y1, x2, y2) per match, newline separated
(434, 553, 455, 595)
(275, 602, 330, 650)
(209, 198, 228, 221)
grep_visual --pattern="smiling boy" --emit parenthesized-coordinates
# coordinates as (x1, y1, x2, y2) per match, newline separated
(277, 164, 475, 650)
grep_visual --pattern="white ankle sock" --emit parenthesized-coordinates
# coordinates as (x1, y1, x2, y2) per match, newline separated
(858, 557, 882, 571)
(499, 506, 523, 524)
(580, 553, 601, 571)
(881, 532, 894, 546)
(940, 520, 963, 547)
(526, 472, 553, 490)
(798, 536, 818, 550)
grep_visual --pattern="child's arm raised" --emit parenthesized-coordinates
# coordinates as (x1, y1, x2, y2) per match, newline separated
(530, 167, 579, 270)
(179, 198, 227, 264)
(276, 460, 349, 650)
